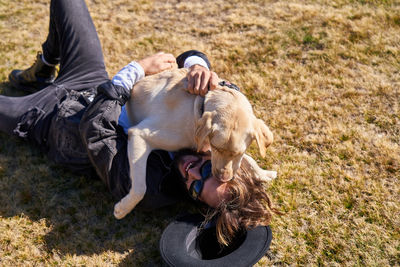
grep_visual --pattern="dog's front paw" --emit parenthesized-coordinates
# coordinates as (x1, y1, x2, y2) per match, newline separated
(259, 170, 277, 182)
(266, 170, 277, 179)
(114, 202, 128, 219)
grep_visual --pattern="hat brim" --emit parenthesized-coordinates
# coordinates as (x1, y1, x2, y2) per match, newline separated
(160, 213, 272, 267)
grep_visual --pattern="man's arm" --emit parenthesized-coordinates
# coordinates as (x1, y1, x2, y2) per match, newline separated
(79, 81, 131, 200)
(112, 52, 175, 92)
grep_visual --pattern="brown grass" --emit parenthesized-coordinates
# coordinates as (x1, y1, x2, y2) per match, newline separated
(1, 0, 399, 266)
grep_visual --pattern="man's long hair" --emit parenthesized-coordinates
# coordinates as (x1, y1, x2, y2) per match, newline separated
(203, 159, 281, 246)
(172, 149, 281, 246)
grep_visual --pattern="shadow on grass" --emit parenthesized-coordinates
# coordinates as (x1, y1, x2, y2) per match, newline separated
(0, 132, 186, 265)
(0, 82, 189, 265)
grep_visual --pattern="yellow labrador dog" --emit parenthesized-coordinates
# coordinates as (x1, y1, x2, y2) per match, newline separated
(114, 68, 275, 219)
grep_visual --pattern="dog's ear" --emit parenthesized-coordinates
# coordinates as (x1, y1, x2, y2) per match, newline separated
(195, 111, 214, 151)
(253, 119, 273, 157)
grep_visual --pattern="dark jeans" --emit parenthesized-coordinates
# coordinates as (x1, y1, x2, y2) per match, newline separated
(0, 0, 108, 143)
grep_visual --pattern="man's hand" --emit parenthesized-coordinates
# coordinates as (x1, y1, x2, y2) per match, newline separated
(138, 52, 176, 76)
(187, 65, 219, 96)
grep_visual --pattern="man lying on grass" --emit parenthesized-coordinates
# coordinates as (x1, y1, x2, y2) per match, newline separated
(0, 0, 277, 246)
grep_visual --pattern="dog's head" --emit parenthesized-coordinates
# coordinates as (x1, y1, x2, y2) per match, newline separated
(195, 88, 273, 182)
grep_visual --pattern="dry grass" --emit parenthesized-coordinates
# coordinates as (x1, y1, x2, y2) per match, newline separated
(0, 0, 399, 266)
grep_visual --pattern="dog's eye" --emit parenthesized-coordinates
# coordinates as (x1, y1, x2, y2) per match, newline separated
(213, 147, 242, 158)
(230, 151, 242, 157)
(212, 146, 226, 154)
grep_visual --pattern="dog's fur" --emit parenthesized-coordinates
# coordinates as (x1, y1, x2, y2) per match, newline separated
(114, 68, 275, 219)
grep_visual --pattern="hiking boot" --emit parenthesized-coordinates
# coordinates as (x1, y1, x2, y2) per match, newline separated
(9, 52, 56, 93)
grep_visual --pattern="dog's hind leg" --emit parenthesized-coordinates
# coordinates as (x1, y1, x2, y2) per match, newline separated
(113, 126, 153, 219)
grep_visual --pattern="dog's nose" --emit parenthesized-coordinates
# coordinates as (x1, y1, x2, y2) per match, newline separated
(217, 170, 233, 182)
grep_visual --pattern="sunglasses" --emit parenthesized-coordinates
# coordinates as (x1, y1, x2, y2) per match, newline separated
(188, 160, 212, 201)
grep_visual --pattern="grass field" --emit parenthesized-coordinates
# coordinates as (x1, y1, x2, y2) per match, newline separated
(0, 0, 399, 266)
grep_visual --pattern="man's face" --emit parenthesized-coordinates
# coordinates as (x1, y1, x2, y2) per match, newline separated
(176, 151, 228, 208)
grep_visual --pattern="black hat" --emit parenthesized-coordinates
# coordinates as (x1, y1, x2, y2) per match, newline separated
(160, 213, 272, 267)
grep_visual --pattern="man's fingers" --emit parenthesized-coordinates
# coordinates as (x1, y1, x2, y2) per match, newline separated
(209, 72, 219, 91)
(186, 65, 220, 95)
(193, 72, 201, 94)
(199, 71, 211, 96)
(187, 74, 195, 94)
(163, 53, 176, 63)
(139, 52, 177, 75)
(157, 52, 176, 64)
(161, 62, 173, 71)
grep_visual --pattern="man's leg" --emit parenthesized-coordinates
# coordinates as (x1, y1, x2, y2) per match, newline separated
(45, 0, 109, 90)
(0, 84, 66, 146)
(9, 0, 109, 93)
